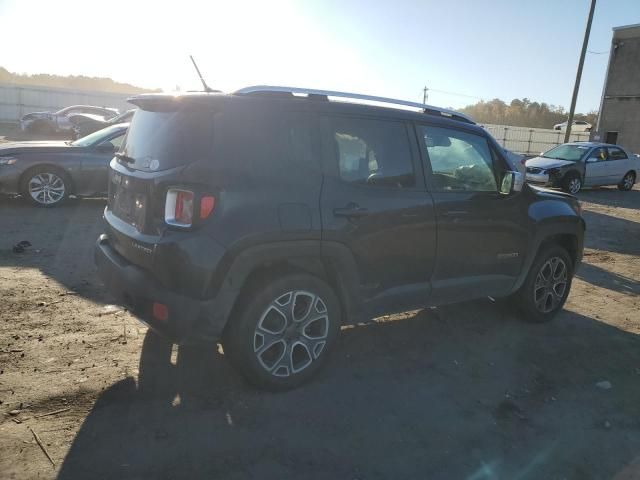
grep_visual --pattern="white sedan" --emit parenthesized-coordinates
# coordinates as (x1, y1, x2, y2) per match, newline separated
(553, 120, 592, 132)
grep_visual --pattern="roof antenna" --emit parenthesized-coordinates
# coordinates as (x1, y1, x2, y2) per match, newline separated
(190, 55, 215, 93)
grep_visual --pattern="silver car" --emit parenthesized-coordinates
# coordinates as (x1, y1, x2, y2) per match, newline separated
(20, 105, 119, 134)
(525, 142, 638, 194)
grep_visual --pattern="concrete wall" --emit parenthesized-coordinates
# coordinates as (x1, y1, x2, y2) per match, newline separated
(0, 83, 134, 123)
(596, 24, 640, 153)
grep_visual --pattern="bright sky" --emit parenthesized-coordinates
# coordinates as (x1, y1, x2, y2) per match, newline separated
(1, 0, 638, 112)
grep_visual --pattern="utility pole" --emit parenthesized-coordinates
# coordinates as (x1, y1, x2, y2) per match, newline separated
(423, 86, 428, 104)
(564, 0, 597, 143)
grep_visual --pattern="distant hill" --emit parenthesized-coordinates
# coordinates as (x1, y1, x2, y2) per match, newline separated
(0, 67, 159, 94)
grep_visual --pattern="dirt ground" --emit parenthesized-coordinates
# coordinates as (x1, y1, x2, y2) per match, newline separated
(1, 151, 639, 478)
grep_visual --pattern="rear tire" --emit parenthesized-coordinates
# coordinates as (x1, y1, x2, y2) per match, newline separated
(562, 172, 582, 194)
(512, 244, 574, 323)
(223, 273, 341, 391)
(20, 166, 70, 207)
(618, 171, 635, 191)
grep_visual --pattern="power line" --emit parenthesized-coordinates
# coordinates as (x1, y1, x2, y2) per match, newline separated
(420, 87, 484, 103)
(587, 49, 609, 54)
(428, 88, 483, 100)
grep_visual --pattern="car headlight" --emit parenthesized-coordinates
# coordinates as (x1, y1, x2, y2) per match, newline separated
(0, 156, 18, 165)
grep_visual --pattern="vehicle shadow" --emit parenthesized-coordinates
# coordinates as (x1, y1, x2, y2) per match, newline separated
(576, 261, 640, 296)
(0, 195, 107, 303)
(579, 186, 640, 210)
(581, 209, 640, 257)
(57, 300, 640, 480)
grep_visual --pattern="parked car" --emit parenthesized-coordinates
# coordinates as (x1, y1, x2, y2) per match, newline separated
(95, 86, 584, 390)
(525, 142, 638, 194)
(0, 124, 128, 206)
(553, 120, 592, 132)
(72, 109, 136, 139)
(20, 105, 120, 134)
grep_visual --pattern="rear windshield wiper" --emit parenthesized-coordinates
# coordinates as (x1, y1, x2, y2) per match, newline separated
(115, 152, 135, 164)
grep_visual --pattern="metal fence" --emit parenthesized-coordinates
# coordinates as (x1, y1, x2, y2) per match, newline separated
(482, 124, 591, 155)
(0, 83, 134, 123)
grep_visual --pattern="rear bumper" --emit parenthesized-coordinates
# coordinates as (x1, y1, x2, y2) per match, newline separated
(95, 234, 230, 343)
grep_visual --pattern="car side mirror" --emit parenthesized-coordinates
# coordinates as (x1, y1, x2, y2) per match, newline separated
(96, 143, 115, 152)
(586, 157, 598, 163)
(501, 171, 524, 195)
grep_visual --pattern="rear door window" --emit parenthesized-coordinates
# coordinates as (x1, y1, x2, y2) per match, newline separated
(608, 147, 627, 160)
(327, 116, 415, 188)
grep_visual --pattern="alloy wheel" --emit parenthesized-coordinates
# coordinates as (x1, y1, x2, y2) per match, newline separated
(533, 256, 568, 313)
(28, 172, 65, 205)
(253, 290, 329, 378)
(623, 173, 635, 190)
(568, 178, 581, 194)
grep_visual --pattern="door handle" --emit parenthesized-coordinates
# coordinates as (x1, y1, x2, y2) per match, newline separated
(333, 204, 369, 218)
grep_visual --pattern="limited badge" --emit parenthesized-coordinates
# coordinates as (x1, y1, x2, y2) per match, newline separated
(149, 159, 160, 171)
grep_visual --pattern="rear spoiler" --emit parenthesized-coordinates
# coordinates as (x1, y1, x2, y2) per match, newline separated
(127, 92, 223, 111)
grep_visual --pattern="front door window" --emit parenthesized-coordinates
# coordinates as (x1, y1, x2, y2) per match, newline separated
(420, 126, 498, 192)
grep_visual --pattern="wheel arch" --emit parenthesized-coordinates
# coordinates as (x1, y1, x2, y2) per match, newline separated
(539, 233, 579, 267)
(512, 221, 584, 294)
(211, 240, 362, 336)
(563, 168, 583, 182)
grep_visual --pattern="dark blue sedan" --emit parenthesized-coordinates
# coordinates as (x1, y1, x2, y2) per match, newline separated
(0, 124, 128, 206)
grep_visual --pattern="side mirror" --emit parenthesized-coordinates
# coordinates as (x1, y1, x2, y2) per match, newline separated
(501, 171, 524, 195)
(96, 142, 115, 152)
(586, 157, 598, 163)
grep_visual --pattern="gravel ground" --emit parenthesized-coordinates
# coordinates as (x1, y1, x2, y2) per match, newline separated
(0, 126, 639, 479)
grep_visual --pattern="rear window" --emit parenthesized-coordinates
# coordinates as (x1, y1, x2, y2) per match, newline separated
(120, 108, 215, 171)
(608, 147, 627, 160)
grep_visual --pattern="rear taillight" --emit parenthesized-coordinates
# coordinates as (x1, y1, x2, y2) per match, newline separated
(165, 189, 215, 227)
(165, 189, 194, 227)
(200, 195, 215, 219)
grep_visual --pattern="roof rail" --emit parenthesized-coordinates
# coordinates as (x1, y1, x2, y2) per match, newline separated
(234, 85, 475, 124)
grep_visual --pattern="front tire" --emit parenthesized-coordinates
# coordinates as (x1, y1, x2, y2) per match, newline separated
(618, 171, 635, 191)
(562, 172, 582, 194)
(223, 273, 341, 391)
(513, 245, 574, 323)
(20, 166, 70, 207)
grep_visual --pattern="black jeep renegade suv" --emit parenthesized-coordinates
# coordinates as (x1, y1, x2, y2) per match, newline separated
(95, 86, 585, 390)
